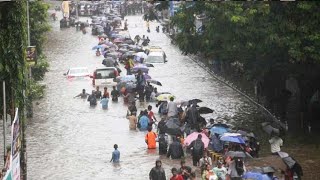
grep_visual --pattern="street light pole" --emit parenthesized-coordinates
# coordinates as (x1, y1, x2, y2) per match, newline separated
(2, 81, 6, 165)
(27, 0, 30, 47)
(75, 0, 79, 20)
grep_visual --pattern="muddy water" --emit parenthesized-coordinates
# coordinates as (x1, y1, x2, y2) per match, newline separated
(27, 13, 262, 180)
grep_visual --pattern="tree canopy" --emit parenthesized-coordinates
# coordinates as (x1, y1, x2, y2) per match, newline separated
(171, 2, 320, 79)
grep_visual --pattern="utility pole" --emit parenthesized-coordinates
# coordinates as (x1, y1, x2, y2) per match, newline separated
(75, 0, 79, 20)
(2, 81, 6, 165)
(27, 0, 32, 78)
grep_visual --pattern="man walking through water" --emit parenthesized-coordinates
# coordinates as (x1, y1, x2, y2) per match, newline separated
(87, 90, 97, 106)
(110, 144, 120, 163)
(188, 134, 204, 166)
(149, 159, 166, 180)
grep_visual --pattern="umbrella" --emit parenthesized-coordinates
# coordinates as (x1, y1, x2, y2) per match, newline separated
(261, 166, 276, 173)
(210, 126, 229, 135)
(237, 130, 248, 136)
(225, 151, 253, 158)
(146, 79, 162, 86)
(190, 98, 202, 104)
(212, 123, 229, 128)
(184, 132, 210, 148)
(144, 73, 151, 80)
(220, 134, 245, 144)
(118, 48, 129, 53)
(198, 107, 214, 114)
(144, 63, 154, 67)
(262, 124, 279, 135)
(92, 45, 105, 50)
(157, 94, 175, 101)
(113, 17, 122, 21)
(282, 156, 296, 168)
(135, 52, 148, 59)
(164, 118, 182, 135)
(132, 65, 149, 73)
(242, 172, 270, 180)
(115, 75, 136, 83)
(102, 58, 116, 67)
(113, 38, 124, 43)
(277, 151, 289, 158)
(118, 43, 129, 47)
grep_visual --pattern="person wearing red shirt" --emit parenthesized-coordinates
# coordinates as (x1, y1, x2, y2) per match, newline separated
(148, 105, 157, 125)
(170, 168, 184, 180)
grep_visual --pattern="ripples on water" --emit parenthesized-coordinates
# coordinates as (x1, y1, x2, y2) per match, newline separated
(27, 13, 263, 179)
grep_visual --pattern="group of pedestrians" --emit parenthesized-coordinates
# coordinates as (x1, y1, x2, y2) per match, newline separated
(74, 86, 120, 109)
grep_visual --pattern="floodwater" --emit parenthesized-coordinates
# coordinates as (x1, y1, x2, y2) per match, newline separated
(26, 13, 263, 179)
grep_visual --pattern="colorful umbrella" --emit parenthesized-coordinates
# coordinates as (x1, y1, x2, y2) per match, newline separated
(184, 132, 209, 148)
(132, 65, 149, 73)
(242, 172, 270, 180)
(156, 94, 175, 101)
(210, 126, 229, 135)
(135, 52, 148, 59)
(220, 134, 245, 144)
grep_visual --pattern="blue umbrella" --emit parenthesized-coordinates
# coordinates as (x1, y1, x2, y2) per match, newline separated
(92, 45, 104, 50)
(242, 172, 271, 180)
(210, 126, 228, 135)
(220, 135, 245, 144)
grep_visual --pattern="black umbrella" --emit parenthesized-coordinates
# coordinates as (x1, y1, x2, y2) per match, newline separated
(144, 63, 154, 67)
(225, 151, 253, 158)
(282, 156, 296, 168)
(164, 118, 182, 135)
(146, 79, 162, 86)
(198, 107, 214, 114)
(190, 98, 202, 103)
(261, 166, 276, 173)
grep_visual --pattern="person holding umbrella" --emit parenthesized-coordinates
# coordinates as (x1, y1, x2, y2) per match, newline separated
(187, 134, 205, 166)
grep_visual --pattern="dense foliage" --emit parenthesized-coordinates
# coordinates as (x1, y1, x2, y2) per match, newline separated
(0, 1, 28, 115)
(171, 2, 320, 79)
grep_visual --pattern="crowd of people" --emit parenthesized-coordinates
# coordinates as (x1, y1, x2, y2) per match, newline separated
(71, 1, 304, 180)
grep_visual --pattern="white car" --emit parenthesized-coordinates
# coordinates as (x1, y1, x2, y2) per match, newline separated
(91, 67, 119, 87)
(64, 67, 90, 79)
(145, 51, 167, 64)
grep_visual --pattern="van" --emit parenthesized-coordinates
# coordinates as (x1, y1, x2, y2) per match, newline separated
(91, 67, 119, 87)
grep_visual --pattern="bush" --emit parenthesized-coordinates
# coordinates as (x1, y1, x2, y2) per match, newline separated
(31, 55, 49, 81)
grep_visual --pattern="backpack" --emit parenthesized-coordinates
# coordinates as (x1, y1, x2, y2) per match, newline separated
(193, 140, 203, 153)
(235, 159, 244, 176)
(161, 102, 168, 114)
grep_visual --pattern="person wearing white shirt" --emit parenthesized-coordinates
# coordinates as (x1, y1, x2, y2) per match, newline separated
(269, 135, 283, 154)
(167, 97, 178, 118)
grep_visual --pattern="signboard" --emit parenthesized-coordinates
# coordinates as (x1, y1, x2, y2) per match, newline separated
(11, 153, 20, 180)
(3, 169, 12, 180)
(11, 109, 20, 158)
(26, 46, 37, 65)
(10, 108, 20, 180)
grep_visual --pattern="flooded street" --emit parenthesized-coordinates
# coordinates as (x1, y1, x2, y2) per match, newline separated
(26, 14, 262, 179)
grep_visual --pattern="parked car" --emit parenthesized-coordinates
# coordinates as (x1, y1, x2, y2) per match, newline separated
(90, 67, 119, 87)
(63, 67, 90, 79)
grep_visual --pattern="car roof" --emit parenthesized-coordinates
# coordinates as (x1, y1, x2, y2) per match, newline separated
(95, 67, 116, 70)
(148, 51, 164, 56)
(69, 67, 88, 70)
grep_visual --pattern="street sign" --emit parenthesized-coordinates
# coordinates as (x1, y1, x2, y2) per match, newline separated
(26, 46, 37, 65)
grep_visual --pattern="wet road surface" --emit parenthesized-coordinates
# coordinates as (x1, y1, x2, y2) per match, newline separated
(26, 14, 262, 179)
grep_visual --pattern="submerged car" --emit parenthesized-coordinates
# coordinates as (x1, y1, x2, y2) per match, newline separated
(90, 67, 119, 87)
(64, 67, 90, 79)
(145, 51, 167, 64)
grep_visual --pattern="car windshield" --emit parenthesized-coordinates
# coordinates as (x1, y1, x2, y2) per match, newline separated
(95, 69, 115, 79)
(146, 55, 164, 63)
(69, 68, 88, 75)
